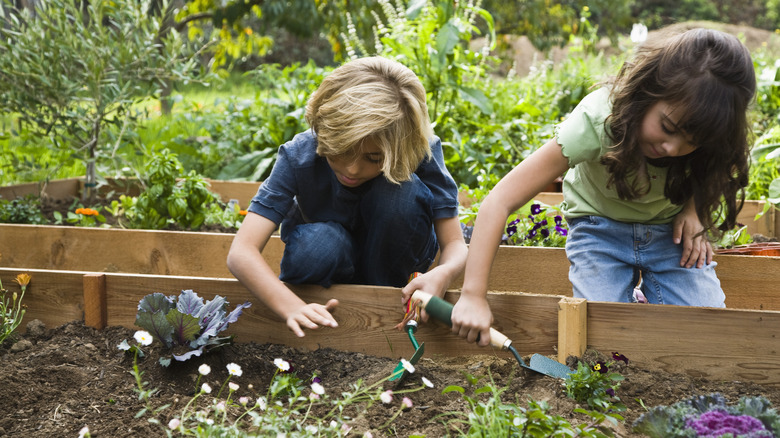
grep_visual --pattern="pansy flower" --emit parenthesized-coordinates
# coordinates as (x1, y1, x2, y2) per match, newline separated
(530, 204, 542, 215)
(593, 361, 608, 374)
(506, 218, 520, 237)
(611, 352, 629, 365)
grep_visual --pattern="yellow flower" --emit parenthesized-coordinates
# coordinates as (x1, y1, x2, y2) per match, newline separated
(244, 27, 253, 35)
(15, 273, 31, 287)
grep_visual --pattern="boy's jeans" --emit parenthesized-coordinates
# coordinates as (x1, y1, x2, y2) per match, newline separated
(279, 174, 438, 288)
(565, 216, 725, 307)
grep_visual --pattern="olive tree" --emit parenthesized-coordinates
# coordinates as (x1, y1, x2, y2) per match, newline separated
(0, 0, 210, 199)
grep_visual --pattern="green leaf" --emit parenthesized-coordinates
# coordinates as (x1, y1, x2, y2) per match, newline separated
(458, 86, 493, 115)
(165, 309, 201, 345)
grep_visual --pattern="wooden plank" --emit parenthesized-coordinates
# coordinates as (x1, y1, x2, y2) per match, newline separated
(83, 273, 107, 329)
(587, 301, 780, 387)
(558, 297, 587, 363)
(0, 224, 284, 278)
(205, 179, 261, 205)
(0, 268, 84, 328)
(716, 255, 780, 310)
(100, 275, 562, 360)
(0, 178, 80, 199)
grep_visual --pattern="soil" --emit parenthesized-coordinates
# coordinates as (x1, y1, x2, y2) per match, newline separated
(2, 320, 780, 437)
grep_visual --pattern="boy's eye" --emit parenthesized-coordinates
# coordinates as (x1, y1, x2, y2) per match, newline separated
(365, 154, 383, 164)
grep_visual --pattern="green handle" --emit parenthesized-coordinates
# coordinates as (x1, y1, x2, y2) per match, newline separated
(411, 290, 512, 350)
(423, 294, 454, 327)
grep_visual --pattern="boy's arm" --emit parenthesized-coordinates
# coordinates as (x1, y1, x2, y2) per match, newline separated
(672, 197, 713, 268)
(227, 213, 338, 337)
(454, 139, 570, 346)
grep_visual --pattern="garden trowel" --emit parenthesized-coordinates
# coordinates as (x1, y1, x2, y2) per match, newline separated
(389, 320, 425, 382)
(410, 290, 572, 379)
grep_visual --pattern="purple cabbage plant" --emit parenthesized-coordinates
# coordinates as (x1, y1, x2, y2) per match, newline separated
(633, 393, 780, 438)
(132, 289, 252, 366)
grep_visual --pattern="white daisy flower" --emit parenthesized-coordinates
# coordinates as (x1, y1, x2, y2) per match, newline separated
(198, 364, 211, 376)
(226, 363, 243, 377)
(201, 383, 212, 394)
(400, 358, 415, 374)
(273, 358, 290, 372)
(133, 330, 153, 346)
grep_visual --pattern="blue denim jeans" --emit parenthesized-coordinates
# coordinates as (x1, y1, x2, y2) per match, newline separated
(565, 216, 725, 307)
(279, 174, 439, 288)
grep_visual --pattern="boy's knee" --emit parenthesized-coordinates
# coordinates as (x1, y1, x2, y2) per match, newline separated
(280, 222, 354, 286)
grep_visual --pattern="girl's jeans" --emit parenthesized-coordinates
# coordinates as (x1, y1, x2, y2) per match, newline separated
(278, 175, 439, 288)
(565, 216, 725, 307)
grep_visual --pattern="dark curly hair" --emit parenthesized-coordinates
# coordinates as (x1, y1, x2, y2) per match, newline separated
(602, 28, 756, 235)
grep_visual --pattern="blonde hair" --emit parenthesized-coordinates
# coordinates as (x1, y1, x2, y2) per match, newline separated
(305, 56, 433, 184)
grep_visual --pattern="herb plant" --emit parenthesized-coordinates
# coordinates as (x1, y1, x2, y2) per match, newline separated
(0, 196, 47, 224)
(123, 289, 252, 366)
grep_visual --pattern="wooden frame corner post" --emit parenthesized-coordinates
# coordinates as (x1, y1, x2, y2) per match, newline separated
(83, 273, 107, 329)
(557, 297, 587, 363)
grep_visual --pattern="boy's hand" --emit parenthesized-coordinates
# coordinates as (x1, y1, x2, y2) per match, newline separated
(672, 207, 713, 268)
(286, 299, 339, 337)
(451, 294, 493, 347)
(401, 270, 448, 322)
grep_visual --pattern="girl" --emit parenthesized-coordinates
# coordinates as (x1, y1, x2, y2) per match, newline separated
(228, 57, 467, 338)
(440, 28, 756, 346)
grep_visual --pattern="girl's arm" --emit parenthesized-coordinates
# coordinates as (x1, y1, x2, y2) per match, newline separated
(452, 139, 570, 346)
(672, 197, 713, 268)
(401, 215, 468, 318)
(227, 213, 339, 337)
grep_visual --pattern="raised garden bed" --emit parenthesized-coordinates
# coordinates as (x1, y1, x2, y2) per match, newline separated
(2, 267, 780, 436)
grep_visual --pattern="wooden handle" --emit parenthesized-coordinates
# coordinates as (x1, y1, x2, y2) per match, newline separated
(411, 290, 512, 350)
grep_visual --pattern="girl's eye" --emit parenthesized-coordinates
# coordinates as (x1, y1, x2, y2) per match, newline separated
(661, 124, 675, 135)
(365, 155, 382, 164)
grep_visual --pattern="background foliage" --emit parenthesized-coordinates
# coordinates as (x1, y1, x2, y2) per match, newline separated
(0, 0, 778, 232)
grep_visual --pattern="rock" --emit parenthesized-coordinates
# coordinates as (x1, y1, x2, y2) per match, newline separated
(10, 339, 33, 352)
(26, 319, 46, 338)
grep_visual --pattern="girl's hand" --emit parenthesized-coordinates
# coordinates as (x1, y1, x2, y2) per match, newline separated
(285, 299, 339, 337)
(672, 203, 713, 268)
(451, 294, 493, 346)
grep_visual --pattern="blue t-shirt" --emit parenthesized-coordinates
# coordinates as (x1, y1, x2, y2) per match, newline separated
(248, 130, 459, 229)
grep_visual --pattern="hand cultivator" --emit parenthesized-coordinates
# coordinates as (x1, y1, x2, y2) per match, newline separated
(406, 289, 572, 379)
(389, 288, 426, 383)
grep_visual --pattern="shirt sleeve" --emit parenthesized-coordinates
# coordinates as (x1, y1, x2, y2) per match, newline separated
(416, 136, 459, 220)
(247, 145, 297, 225)
(554, 87, 612, 167)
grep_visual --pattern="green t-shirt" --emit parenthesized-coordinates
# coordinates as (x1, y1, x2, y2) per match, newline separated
(555, 87, 683, 224)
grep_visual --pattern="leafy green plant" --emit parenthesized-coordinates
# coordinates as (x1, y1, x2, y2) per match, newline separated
(0, 0, 210, 200)
(633, 393, 780, 438)
(438, 372, 620, 436)
(120, 149, 219, 230)
(0, 196, 47, 224)
(0, 272, 30, 345)
(565, 352, 627, 413)
(53, 206, 108, 228)
(120, 289, 252, 366)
